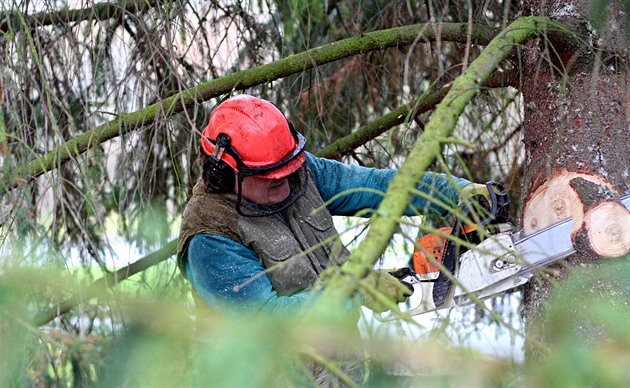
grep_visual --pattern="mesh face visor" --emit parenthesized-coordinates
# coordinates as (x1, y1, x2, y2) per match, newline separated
(205, 128, 308, 217)
(235, 164, 309, 217)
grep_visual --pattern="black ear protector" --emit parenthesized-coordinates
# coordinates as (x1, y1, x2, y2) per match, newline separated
(203, 133, 235, 193)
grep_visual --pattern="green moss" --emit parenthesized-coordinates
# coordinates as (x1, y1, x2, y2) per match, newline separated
(11, 23, 497, 193)
(316, 16, 559, 310)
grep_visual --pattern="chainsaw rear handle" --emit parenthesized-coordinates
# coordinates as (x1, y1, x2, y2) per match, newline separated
(484, 181, 510, 226)
(457, 181, 510, 235)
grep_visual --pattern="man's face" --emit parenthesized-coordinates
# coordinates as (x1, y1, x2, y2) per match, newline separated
(237, 175, 291, 205)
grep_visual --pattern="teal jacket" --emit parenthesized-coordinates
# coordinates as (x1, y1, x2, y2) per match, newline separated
(184, 153, 470, 313)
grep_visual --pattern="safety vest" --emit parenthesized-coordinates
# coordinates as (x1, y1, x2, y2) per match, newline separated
(177, 170, 350, 295)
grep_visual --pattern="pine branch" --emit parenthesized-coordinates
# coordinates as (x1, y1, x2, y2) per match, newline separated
(6, 22, 499, 195)
(0, 0, 160, 33)
(313, 17, 567, 313)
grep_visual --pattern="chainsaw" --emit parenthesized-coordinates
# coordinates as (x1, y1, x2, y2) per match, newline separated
(389, 181, 630, 316)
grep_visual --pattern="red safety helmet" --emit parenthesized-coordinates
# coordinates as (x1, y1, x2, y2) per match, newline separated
(201, 95, 306, 179)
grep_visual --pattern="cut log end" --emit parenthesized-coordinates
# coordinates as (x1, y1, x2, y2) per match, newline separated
(522, 171, 613, 234)
(523, 169, 628, 259)
(582, 202, 630, 258)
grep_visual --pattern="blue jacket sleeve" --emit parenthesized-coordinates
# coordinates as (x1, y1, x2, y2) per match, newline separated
(304, 152, 471, 217)
(185, 233, 313, 314)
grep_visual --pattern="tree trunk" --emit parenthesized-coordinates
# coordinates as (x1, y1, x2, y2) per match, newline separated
(519, 0, 630, 359)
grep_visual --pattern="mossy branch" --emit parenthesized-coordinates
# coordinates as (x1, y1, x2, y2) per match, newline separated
(33, 240, 177, 327)
(8, 22, 498, 194)
(313, 16, 559, 312)
(0, 0, 160, 33)
(317, 87, 450, 160)
(317, 68, 518, 160)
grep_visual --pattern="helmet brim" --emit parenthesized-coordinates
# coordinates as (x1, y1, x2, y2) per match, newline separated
(255, 152, 306, 180)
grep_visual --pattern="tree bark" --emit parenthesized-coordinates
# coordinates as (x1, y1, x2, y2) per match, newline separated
(520, 0, 630, 360)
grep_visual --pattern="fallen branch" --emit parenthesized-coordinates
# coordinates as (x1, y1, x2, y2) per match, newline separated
(33, 240, 177, 327)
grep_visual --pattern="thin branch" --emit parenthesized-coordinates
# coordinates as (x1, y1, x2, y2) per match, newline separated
(313, 17, 563, 313)
(33, 240, 177, 327)
(6, 22, 499, 195)
(317, 68, 519, 160)
(0, 0, 160, 33)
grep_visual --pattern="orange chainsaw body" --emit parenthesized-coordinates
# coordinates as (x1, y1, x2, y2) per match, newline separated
(413, 225, 476, 275)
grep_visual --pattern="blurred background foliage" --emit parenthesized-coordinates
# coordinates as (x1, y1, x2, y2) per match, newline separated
(1, 257, 627, 386)
(0, 0, 628, 386)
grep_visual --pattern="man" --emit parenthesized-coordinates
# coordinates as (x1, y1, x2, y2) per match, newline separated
(177, 94, 488, 315)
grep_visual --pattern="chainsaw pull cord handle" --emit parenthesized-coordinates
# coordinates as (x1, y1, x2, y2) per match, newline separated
(386, 267, 415, 292)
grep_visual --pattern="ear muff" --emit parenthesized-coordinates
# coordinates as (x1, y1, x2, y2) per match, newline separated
(203, 156, 235, 193)
(202, 133, 235, 193)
